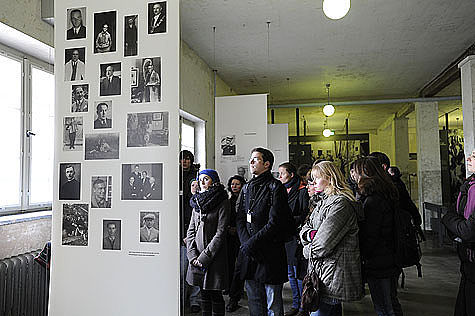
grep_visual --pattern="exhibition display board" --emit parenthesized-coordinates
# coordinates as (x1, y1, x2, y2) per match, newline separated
(268, 124, 289, 175)
(50, 0, 180, 315)
(215, 94, 268, 183)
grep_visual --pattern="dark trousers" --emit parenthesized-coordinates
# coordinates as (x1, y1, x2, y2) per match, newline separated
(228, 249, 245, 302)
(201, 289, 225, 316)
(454, 277, 475, 316)
(69, 132, 76, 148)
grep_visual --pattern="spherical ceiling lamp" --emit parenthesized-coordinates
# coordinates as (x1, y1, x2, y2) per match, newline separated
(323, 0, 351, 20)
(323, 128, 333, 137)
(323, 104, 335, 117)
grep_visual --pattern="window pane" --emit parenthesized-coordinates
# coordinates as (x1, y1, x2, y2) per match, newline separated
(181, 122, 194, 153)
(0, 55, 22, 208)
(30, 67, 54, 205)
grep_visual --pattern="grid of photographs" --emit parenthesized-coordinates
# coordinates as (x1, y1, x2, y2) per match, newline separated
(60, 2, 170, 251)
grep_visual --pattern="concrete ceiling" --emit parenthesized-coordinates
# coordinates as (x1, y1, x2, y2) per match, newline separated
(181, 0, 475, 105)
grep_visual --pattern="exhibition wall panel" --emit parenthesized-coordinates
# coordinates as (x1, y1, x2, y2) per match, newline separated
(215, 94, 268, 183)
(268, 124, 289, 175)
(50, 0, 180, 315)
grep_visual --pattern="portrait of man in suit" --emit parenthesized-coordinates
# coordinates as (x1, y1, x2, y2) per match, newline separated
(94, 101, 112, 129)
(100, 63, 121, 96)
(140, 213, 159, 243)
(103, 220, 121, 250)
(66, 8, 86, 40)
(64, 48, 85, 81)
(148, 2, 167, 34)
(71, 85, 88, 112)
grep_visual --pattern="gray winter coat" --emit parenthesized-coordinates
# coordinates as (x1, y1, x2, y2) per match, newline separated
(300, 193, 364, 302)
(186, 198, 230, 290)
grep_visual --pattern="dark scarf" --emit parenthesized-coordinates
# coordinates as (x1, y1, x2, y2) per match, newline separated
(286, 176, 301, 203)
(190, 183, 228, 214)
(458, 173, 475, 219)
(247, 170, 273, 193)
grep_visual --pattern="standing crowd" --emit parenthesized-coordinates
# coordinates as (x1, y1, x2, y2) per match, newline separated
(179, 146, 475, 316)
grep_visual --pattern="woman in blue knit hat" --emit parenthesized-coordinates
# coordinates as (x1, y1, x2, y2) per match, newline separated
(186, 169, 230, 316)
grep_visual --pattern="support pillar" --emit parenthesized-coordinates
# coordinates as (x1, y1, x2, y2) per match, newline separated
(458, 56, 475, 176)
(415, 101, 442, 230)
(393, 117, 409, 176)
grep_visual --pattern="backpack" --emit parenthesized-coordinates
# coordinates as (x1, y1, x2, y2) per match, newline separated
(393, 206, 423, 287)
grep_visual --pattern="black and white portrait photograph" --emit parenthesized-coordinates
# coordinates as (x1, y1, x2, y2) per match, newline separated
(124, 15, 138, 57)
(71, 84, 88, 112)
(84, 133, 119, 160)
(121, 163, 163, 200)
(91, 176, 112, 209)
(93, 11, 116, 53)
(148, 2, 167, 34)
(237, 165, 249, 181)
(221, 135, 236, 156)
(131, 57, 161, 103)
(126, 112, 169, 147)
(59, 163, 81, 200)
(64, 47, 85, 81)
(93, 101, 112, 129)
(62, 204, 88, 246)
(103, 219, 121, 251)
(66, 7, 86, 40)
(140, 211, 159, 243)
(63, 117, 83, 151)
(99, 62, 121, 96)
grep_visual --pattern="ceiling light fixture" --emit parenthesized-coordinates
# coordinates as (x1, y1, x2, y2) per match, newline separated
(323, 83, 335, 117)
(323, 128, 334, 137)
(323, 0, 351, 20)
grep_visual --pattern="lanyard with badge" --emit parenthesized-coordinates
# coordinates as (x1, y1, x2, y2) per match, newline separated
(246, 183, 269, 224)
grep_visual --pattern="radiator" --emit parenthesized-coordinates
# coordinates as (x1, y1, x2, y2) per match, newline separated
(0, 251, 49, 316)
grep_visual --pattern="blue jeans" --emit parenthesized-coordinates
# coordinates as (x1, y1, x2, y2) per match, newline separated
(180, 245, 200, 307)
(245, 280, 284, 316)
(367, 277, 396, 316)
(288, 265, 303, 309)
(310, 297, 342, 316)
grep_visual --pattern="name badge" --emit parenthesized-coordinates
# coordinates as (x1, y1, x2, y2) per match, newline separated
(247, 212, 252, 223)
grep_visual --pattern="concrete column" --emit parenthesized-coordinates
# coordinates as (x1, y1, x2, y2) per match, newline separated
(458, 56, 475, 176)
(393, 117, 409, 176)
(415, 101, 442, 230)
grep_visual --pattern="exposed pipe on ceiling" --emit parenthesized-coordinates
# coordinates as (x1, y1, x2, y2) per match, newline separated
(268, 95, 461, 108)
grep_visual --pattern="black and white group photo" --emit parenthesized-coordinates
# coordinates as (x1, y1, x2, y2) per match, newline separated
(124, 15, 138, 57)
(71, 84, 89, 112)
(139, 211, 159, 243)
(84, 132, 120, 160)
(62, 204, 89, 246)
(59, 163, 81, 200)
(126, 112, 169, 147)
(221, 135, 236, 156)
(121, 163, 163, 200)
(131, 57, 161, 103)
(103, 219, 121, 250)
(148, 2, 167, 34)
(63, 117, 83, 151)
(90, 176, 112, 209)
(66, 7, 86, 40)
(64, 48, 85, 81)
(93, 101, 112, 129)
(93, 11, 117, 54)
(99, 62, 121, 96)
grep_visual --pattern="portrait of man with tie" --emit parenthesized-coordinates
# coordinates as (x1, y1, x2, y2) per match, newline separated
(64, 48, 85, 82)
(99, 63, 121, 96)
(140, 212, 160, 243)
(148, 2, 167, 34)
(71, 84, 88, 112)
(93, 101, 112, 129)
(66, 8, 86, 40)
(103, 220, 121, 251)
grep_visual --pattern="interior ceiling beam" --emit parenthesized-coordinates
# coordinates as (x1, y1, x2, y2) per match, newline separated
(418, 42, 475, 97)
(268, 96, 460, 108)
(289, 134, 369, 142)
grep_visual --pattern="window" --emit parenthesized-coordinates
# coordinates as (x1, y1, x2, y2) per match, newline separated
(179, 110, 206, 170)
(0, 48, 54, 213)
(181, 120, 195, 154)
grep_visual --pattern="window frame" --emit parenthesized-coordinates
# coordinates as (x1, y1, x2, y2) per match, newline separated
(0, 43, 54, 215)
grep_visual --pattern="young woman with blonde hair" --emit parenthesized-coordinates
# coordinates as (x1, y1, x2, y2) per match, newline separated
(300, 161, 363, 316)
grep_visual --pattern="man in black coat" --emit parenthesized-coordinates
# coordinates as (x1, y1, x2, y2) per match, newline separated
(60, 165, 80, 200)
(100, 65, 121, 96)
(236, 147, 294, 316)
